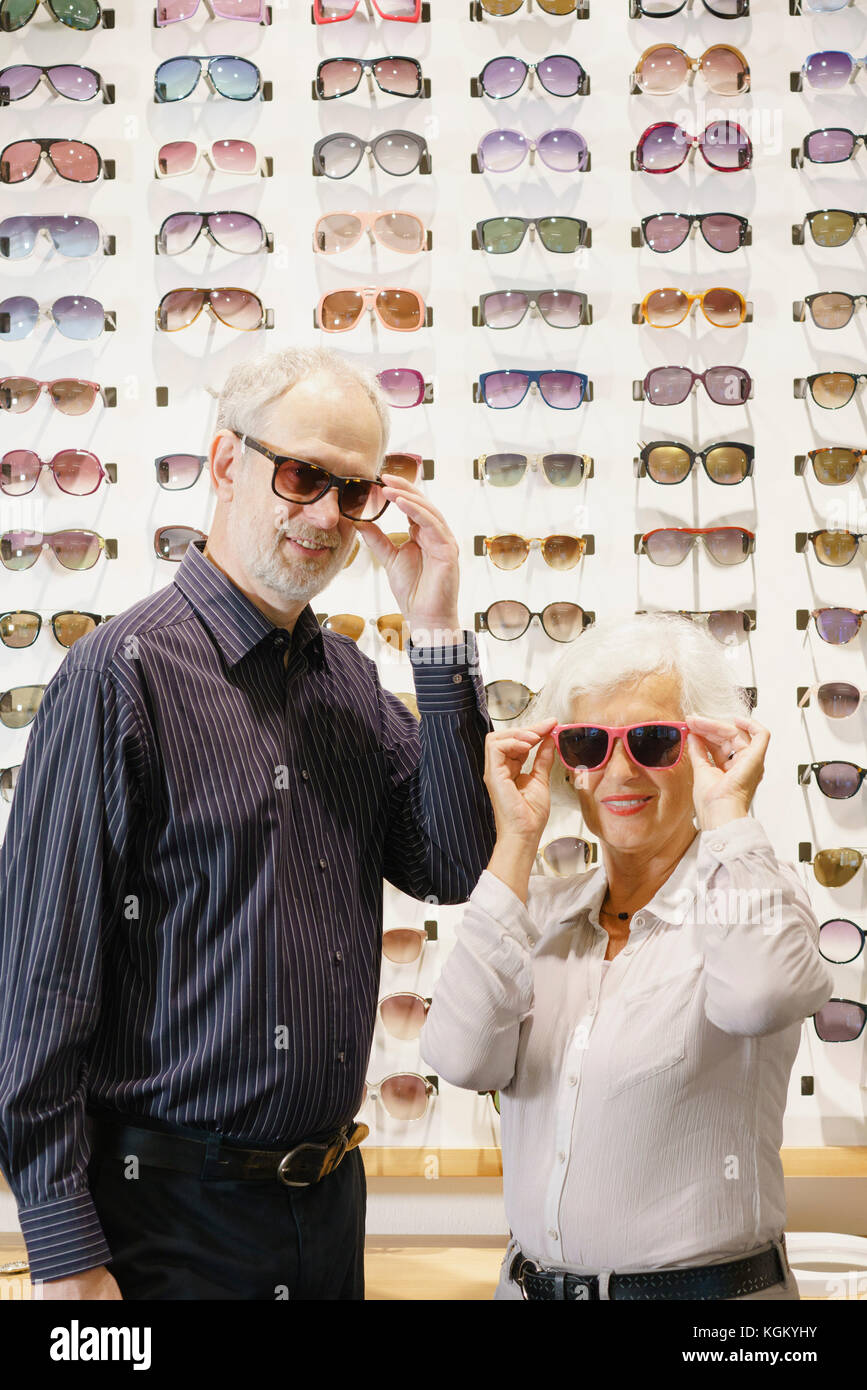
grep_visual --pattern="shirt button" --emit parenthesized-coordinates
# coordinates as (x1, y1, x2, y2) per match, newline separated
(318, 858, 327, 870)
(710, 841, 725, 853)
(557, 1152, 566, 1164)
(621, 946, 633, 957)
(334, 950, 343, 963)
(567, 1075, 577, 1086)
(632, 915, 644, 928)
(548, 1230, 559, 1240)
(300, 769, 309, 781)
(452, 673, 463, 684)
(337, 1052, 345, 1062)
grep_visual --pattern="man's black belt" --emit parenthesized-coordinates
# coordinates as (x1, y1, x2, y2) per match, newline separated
(89, 1115, 369, 1188)
(509, 1243, 786, 1301)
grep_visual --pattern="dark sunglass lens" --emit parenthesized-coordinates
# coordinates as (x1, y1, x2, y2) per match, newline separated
(483, 452, 526, 486)
(813, 848, 861, 886)
(626, 724, 682, 767)
(0, 683, 44, 728)
(537, 217, 583, 252)
(646, 444, 691, 483)
(0, 610, 39, 646)
(814, 999, 866, 1042)
(0, 1, 39, 32)
(817, 762, 861, 798)
(156, 453, 205, 489)
(817, 682, 861, 718)
(816, 608, 860, 643)
(701, 213, 744, 252)
(273, 459, 327, 502)
(481, 56, 527, 98)
(644, 214, 690, 252)
(479, 217, 525, 253)
(557, 726, 608, 769)
(704, 445, 750, 484)
(53, 611, 98, 646)
(541, 453, 585, 486)
(338, 478, 384, 520)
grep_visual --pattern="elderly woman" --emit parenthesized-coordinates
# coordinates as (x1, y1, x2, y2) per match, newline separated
(420, 614, 833, 1302)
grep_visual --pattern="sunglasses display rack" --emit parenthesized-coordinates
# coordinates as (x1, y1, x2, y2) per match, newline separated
(0, 0, 863, 1248)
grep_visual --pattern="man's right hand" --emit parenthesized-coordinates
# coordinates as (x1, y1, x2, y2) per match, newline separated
(39, 1265, 122, 1300)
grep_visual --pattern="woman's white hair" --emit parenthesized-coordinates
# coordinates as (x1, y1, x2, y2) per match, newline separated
(213, 346, 391, 462)
(527, 612, 754, 808)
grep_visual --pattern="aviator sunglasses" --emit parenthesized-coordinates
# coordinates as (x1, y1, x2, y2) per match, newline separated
(0, 0, 107, 29)
(0, 63, 112, 103)
(154, 56, 262, 103)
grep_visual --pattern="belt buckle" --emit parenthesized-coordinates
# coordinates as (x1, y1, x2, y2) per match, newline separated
(276, 1131, 347, 1188)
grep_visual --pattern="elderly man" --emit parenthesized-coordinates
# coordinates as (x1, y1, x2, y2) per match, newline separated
(0, 345, 495, 1301)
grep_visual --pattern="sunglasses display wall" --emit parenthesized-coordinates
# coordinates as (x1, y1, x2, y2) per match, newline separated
(0, 0, 864, 1168)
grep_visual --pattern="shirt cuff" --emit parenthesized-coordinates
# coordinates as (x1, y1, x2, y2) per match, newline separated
(408, 630, 485, 714)
(468, 868, 538, 950)
(698, 814, 773, 862)
(18, 1190, 112, 1284)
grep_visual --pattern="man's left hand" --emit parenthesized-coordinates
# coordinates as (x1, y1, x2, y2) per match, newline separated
(354, 473, 463, 646)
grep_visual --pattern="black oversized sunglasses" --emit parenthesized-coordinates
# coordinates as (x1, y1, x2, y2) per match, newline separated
(237, 434, 389, 521)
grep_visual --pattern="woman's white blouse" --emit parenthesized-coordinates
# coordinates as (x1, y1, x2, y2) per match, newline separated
(420, 816, 834, 1274)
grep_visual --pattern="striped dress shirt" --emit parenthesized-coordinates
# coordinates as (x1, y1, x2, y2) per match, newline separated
(0, 539, 496, 1283)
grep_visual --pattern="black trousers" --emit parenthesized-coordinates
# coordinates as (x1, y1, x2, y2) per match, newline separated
(87, 1136, 366, 1301)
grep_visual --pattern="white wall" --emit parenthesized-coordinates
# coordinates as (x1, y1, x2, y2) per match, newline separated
(0, 0, 864, 1243)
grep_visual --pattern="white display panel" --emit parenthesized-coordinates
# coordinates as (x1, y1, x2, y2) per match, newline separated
(0, 0, 863, 1166)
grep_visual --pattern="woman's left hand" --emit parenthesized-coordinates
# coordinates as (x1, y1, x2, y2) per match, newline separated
(684, 714, 770, 831)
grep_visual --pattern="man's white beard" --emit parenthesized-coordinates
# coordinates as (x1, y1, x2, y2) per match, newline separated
(228, 505, 351, 603)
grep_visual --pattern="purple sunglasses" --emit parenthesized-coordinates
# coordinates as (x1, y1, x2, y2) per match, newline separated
(638, 365, 752, 406)
(476, 128, 589, 174)
(156, 0, 269, 22)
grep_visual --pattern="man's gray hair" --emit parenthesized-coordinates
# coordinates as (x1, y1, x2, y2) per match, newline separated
(527, 612, 754, 806)
(214, 346, 391, 462)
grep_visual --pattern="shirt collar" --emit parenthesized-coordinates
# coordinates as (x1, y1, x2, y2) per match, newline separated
(173, 539, 326, 670)
(556, 828, 701, 933)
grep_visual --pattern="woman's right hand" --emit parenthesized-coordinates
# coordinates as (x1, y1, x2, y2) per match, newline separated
(483, 717, 559, 851)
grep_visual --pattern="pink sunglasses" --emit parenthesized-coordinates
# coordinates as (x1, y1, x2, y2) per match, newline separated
(156, 0, 269, 21)
(552, 721, 690, 772)
(314, 0, 422, 21)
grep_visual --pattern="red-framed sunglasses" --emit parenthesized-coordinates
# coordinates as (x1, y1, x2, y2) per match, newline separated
(552, 721, 690, 772)
(313, 0, 421, 20)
